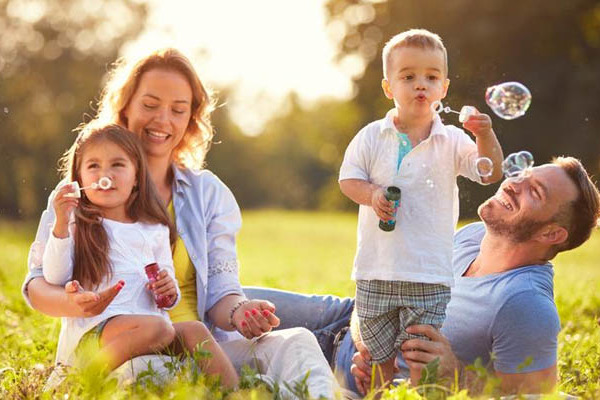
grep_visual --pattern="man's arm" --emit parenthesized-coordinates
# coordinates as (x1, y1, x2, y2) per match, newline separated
(400, 325, 557, 395)
(496, 366, 557, 394)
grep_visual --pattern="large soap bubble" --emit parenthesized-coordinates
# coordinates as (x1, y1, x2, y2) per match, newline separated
(485, 82, 532, 120)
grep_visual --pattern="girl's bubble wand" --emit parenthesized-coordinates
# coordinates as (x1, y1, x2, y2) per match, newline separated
(64, 177, 112, 198)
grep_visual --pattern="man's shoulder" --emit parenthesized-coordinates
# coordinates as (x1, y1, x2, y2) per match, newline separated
(454, 222, 486, 246)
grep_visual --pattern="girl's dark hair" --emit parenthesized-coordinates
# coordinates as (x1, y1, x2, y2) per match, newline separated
(59, 124, 175, 289)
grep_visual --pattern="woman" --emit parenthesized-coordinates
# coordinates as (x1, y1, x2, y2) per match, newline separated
(22, 48, 336, 398)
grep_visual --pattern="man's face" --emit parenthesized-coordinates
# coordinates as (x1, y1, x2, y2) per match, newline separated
(478, 164, 579, 242)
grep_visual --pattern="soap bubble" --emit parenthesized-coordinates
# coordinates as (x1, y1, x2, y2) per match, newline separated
(431, 100, 444, 114)
(502, 151, 535, 179)
(515, 151, 534, 170)
(475, 157, 494, 178)
(426, 178, 435, 188)
(97, 177, 112, 190)
(485, 82, 531, 120)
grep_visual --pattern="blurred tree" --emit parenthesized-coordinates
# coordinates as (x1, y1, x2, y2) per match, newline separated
(0, 0, 147, 218)
(207, 92, 362, 210)
(323, 0, 600, 217)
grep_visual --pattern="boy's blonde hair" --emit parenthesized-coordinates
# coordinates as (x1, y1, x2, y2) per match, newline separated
(382, 29, 448, 80)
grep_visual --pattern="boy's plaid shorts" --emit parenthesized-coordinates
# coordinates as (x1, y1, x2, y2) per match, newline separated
(355, 280, 451, 364)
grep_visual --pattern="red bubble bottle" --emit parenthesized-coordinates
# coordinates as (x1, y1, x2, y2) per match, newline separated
(144, 263, 171, 308)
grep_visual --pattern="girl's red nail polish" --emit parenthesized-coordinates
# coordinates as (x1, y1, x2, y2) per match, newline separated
(241, 321, 247, 327)
(262, 310, 270, 317)
(244, 311, 250, 318)
(251, 309, 258, 316)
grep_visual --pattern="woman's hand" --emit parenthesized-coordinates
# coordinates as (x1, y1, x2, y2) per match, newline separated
(232, 299, 280, 339)
(52, 184, 79, 238)
(148, 269, 178, 306)
(65, 280, 123, 317)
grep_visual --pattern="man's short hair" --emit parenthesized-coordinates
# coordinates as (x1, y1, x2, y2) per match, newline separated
(551, 156, 600, 253)
(382, 29, 448, 80)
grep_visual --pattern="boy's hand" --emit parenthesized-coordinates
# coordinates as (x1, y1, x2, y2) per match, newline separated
(148, 269, 178, 305)
(462, 108, 494, 139)
(371, 186, 394, 221)
(52, 184, 79, 238)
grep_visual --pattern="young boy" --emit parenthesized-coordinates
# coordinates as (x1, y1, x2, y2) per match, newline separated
(339, 29, 503, 388)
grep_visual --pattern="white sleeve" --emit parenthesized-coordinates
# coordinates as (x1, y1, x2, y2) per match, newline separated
(154, 225, 180, 310)
(42, 228, 75, 286)
(453, 128, 483, 184)
(204, 173, 245, 312)
(22, 182, 64, 306)
(339, 127, 371, 182)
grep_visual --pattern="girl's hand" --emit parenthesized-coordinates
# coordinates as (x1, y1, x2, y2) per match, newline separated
(148, 269, 178, 306)
(232, 300, 280, 339)
(65, 280, 124, 317)
(52, 184, 79, 238)
(463, 108, 494, 139)
(371, 186, 394, 221)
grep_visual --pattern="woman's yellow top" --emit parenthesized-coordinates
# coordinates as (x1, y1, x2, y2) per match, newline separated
(166, 201, 200, 323)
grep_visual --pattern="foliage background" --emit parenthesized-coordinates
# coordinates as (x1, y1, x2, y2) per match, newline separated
(1, 0, 599, 219)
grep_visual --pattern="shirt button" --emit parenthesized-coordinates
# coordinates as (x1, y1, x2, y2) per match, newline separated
(191, 254, 197, 260)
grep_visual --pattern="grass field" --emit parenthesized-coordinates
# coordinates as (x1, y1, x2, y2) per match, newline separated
(1, 210, 599, 398)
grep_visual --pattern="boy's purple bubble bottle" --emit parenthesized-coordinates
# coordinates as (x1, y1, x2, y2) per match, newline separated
(144, 263, 171, 308)
(379, 186, 401, 232)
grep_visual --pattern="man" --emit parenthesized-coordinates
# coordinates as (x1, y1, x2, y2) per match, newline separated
(344, 156, 600, 395)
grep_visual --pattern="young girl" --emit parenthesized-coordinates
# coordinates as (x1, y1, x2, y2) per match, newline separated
(42, 124, 238, 388)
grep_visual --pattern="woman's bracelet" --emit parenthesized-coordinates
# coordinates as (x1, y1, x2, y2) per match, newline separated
(228, 299, 250, 329)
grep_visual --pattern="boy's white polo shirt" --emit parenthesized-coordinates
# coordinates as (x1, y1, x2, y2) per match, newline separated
(339, 109, 483, 286)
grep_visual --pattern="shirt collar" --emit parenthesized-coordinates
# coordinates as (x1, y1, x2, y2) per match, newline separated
(171, 164, 191, 194)
(380, 108, 448, 138)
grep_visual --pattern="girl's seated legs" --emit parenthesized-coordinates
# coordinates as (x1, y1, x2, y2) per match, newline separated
(98, 314, 176, 371)
(172, 321, 239, 389)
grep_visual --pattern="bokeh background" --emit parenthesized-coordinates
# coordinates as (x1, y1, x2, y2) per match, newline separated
(2, 0, 599, 219)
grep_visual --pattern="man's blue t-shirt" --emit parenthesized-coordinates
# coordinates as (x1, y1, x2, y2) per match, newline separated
(443, 222, 560, 373)
(336, 222, 560, 392)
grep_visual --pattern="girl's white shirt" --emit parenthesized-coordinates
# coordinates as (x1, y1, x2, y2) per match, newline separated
(42, 219, 179, 366)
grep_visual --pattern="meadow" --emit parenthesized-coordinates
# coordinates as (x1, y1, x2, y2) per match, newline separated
(0, 210, 598, 399)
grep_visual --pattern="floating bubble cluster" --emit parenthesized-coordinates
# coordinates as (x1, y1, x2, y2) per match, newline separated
(475, 157, 494, 178)
(501, 151, 534, 179)
(485, 82, 531, 120)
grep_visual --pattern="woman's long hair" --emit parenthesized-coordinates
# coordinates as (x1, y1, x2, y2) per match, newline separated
(59, 124, 176, 289)
(81, 48, 215, 170)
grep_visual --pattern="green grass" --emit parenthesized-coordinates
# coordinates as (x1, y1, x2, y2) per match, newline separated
(1, 212, 599, 398)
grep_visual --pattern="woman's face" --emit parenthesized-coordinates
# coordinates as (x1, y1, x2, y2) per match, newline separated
(123, 68, 193, 163)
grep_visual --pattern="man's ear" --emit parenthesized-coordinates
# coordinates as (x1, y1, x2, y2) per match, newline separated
(382, 79, 393, 100)
(535, 224, 569, 246)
